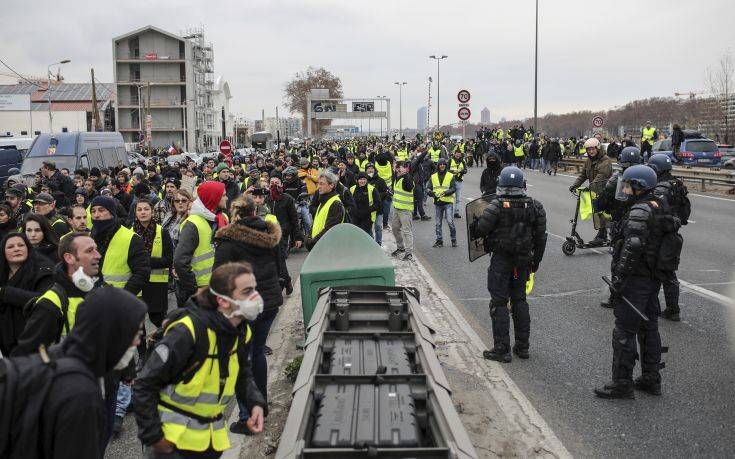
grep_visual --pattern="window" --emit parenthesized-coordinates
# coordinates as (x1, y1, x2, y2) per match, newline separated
(79, 155, 89, 170)
(87, 148, 103, 169)
(101, 147, 117, 168)
(685, 140, 717, 153)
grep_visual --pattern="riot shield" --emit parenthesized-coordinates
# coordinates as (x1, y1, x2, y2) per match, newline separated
(465, 195, 494, 262)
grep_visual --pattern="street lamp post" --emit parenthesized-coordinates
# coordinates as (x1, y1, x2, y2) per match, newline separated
(534, 0, 539, 134)
(376, 96, 387, 137)
(429, 55, 447, 130)
(394, 82, 406, 137)
(47, 59, 70, 133)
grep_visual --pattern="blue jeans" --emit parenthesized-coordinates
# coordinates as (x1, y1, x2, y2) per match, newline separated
(297, 202, 312, 235)
(382, 198, 392, 227)
(373, 214, 384, 245)
(435, 203, 456, 241)
(454, 180, 463, 209)
(238, 308, 279, 422)
(115, 382, 131, 418)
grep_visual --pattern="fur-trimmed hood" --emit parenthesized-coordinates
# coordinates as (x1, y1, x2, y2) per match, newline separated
(215, 217, 281, 249)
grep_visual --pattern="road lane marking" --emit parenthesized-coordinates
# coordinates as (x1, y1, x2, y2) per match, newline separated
(679, 280, 735, 308)
(689, 193, 735, 203)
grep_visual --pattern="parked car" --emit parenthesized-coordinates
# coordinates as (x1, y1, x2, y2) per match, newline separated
(20, 132, 128, 184)
(651, 135, 722, 167)
(128, 151, 147, 165)
(0, 137, 34, 183)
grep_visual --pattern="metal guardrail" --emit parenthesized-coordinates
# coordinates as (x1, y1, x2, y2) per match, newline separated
(559, 157, 735, 193)
(276, 286, 477, 459)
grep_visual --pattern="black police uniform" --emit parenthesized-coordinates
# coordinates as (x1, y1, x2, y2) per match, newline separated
(653, 170, 688, 321)
(475, 171, 547, 361)
(595, 184, 673, 398)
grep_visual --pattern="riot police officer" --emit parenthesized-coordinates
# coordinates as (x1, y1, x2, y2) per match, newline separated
(474, 167, 547, 362)
(594, 165, 672, 399)
(649, 153, 689, 322)
(597, 146, 643, 308)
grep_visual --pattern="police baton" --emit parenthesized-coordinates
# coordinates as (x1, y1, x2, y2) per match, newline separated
(601, 276, 649, 322)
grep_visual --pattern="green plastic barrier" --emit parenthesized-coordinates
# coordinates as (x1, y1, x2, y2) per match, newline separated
(299, 223, 395, 328)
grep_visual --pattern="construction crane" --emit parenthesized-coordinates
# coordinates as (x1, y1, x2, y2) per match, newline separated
(674, 90, 707, 99)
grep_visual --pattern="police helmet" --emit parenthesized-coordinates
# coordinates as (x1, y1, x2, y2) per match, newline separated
(497, 166, 526, 196)
(618, 146, 642, 168)
(648, 153, 672, 174)
(621, 164, 657, 192)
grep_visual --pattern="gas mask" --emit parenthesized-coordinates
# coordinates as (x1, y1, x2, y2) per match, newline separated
(72, 266, 98, 292)
(113, 346, 137, 370)
(210, 288, 264, 321)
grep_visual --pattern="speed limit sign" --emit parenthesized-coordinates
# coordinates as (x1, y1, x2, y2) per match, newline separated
(457, 107, 471, 121)
(592, 116, 604, 128)
(457, 89, 471, 104)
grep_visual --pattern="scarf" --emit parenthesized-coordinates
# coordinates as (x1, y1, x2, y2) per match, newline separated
(133, 220, 157, 253)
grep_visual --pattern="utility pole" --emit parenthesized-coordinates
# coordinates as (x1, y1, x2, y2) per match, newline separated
(91, 68, 102, 132)
(46, 59, 70, 133)
(221, 106, 226, 142)
(146, 82, 152, 155)
(429, 55, 447, 130)
(275, 105, 280, 148)
(394, 82, 407, 136)
(427, 76, 432, 134)
(533, 0, 539, 135)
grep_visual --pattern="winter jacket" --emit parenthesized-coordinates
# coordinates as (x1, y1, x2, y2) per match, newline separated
(173, 202, 217, 302)
(480, 156, 502, 196)
(571, 152, 614, 195)
(309, 183, 355, 222)
(265, 193, 304, 243)
(214, 217, 284, 311)
(93, 220, 150, 296)
(306, 190, 345, 250)
(0, 255, 55, 356)
(133, 302, 266, 447)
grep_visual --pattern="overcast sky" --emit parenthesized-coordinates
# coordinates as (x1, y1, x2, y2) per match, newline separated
(2, 0, 733, 128)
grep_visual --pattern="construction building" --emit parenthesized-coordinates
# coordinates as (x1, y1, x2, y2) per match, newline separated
(481, 107, 491, 124)
(112, 25, 230, 152)
(264, 117, 302, 140)
(417, 106, 428, 132)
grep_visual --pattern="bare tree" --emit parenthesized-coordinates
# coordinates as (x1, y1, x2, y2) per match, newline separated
(283, 67, 343, 136)
(705, 50, 735, 143)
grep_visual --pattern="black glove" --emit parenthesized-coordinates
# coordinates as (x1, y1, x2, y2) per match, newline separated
(609, 275, 623, 297)
(529, 261, 539, 273)
(569, 184, 577, 193)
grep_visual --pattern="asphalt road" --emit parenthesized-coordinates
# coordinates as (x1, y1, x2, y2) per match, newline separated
(410, 163, 735, 457)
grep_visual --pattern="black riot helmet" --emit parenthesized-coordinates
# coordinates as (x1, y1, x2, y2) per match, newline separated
(621, 165, 657, 193)
(648, 153, 673, 175)
(497, 166, 526, 196)
(618, 147, 642, 169)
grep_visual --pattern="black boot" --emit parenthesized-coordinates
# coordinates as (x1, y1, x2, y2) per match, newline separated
(483, 346, 512, 363)
(594, 380, 635, 399)
(600, 293, 614, 309)
(595, 328, 636, 399)
(634, 373, 662, 395)
(661, 308, 680, 322)
(512, 342, 529, 359)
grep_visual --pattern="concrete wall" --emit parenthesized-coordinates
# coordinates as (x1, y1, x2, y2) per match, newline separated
(138, 31, 182, 58)
(0, 110, 88, 135)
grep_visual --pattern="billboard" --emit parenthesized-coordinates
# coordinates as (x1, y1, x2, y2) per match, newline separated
(352, 102, 374, 112)
(311, 101, 336, 112)
(0, 94, 31, 111)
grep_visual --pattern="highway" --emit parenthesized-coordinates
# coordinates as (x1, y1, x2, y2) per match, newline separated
(410, 163, 735, 457)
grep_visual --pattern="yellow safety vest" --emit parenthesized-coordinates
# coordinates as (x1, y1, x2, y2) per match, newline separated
(264, 213, 278, 225)
(454, 142, 466, 153)
(179, 215, 215, 287)
(311, 194, 342, 238)
(514, 146, 524, 157)
(101, 226, 135, 289)
(642, 127, 656, 144)
(431, 172, 455, 204)
(392, 178, 414, 211)
(350, 184, 377, 222)
(374, 162, 392, 188)
(357, 158, 368, 172)
(150, 224, 169, 283)
(37, 288, 84, 338)
(449, 158, 465, 175)
(429, 147, 441, 162)
(396, 149, 408, 161)
(158, 316, 252, 452)
(85, 205, 92, 229)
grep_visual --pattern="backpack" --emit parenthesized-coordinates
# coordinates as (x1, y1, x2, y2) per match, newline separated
(669, 179, 691, 225)
(23, 284, 70, 337)
(0, 347, 95, 459)
(645, 201, 683, 272)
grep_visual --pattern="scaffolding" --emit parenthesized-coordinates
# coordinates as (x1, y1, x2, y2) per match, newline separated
(181, 27, 215, 151)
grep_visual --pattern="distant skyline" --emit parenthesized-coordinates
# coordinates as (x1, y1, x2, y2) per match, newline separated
(1, 0, 733, 128)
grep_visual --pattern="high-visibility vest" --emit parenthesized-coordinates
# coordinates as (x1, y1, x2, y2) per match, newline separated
(392, 178, 414, 211)
(311, 194, 342, 238)
(375, 161, 392, 188)
(641, 127, 656, 144)
(428, 147, 441, 162)
(449, 158, 465, 175)
(179, 215, 215, 287)
(357, 158, 368, 172)
(454, 142, 466, 153)
(37, 287, 84, 338)
(514, 146, 524, 157)
(149, 224, 169, 283)
(431, 172, 455, 204)
(396, 149, 409, 161)
(264, 213, 278, 225)
(101, 226, 136, 288)
(85, 205, 92, 229)
(350, 184, 377, 222)
(579, 146, 586, 156)
(158, 316, 251, 452)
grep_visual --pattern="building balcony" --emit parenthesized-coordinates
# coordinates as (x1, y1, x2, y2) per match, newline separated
(116, 78, 186, 85)
(118, 124, 186, 132)
(116, 52, 185, 63)
(118, 99, 187, 108)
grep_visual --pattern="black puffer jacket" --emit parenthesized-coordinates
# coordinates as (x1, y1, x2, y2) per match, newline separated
(214, 217, 284, 311)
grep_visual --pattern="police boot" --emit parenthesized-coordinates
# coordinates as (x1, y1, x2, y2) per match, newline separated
(433, 240, 443, 247)
(594, 380, 634, 399)
(634, 372, 662, 396)
(512, 341, 529, 359)
(595, 328, 636, 399)
(483, 346, 512, 363)
(600, 293, 614, 309)
(661, 308, 680, 322)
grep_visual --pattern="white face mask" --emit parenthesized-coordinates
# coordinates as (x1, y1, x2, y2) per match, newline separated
(113, 346, 137, 370)
(72, 266, 98, 292)
(210, 288, 264, 321)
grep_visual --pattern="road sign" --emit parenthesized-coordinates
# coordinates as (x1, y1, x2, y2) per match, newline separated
(457, 89, 471, 104)
(592, 116, 604, 128)
(457, 107, 471, 121)
(219, 139, 232, 156)
(458, 103, 470, 108)
(145, 114, 152, 143)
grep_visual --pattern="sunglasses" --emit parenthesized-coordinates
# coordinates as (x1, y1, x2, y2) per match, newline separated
(173, 199, 189, 203)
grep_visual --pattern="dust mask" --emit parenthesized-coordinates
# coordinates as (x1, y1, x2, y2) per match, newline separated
(210, 288, 264, 321)
(72, 266, 98, 292)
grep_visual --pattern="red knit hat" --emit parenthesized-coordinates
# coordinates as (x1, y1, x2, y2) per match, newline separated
(196, 181, 225, 213)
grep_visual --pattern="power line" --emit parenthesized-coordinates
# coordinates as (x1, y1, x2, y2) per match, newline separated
(0, 57, 42, 87)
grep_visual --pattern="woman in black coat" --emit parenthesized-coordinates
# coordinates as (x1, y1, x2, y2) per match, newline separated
(214, 194, 282, 433)
(0, 232, 55, 355)
(0, 203, 18, 241)
(22, 213, 60, 263)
